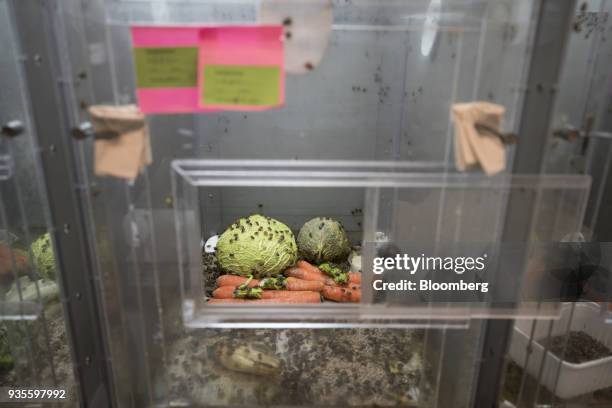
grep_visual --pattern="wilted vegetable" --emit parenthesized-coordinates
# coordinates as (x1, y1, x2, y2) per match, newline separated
(319, 262, 349, 285)
(215, 343, 280, 376)
(30, 234, 56, 280)
(322, 284, 361, 303)
(216, 214, 297, 278)
(216, 275, 323, 291)
(212, 286, 319, 301)
(233, 276, 263, 299)
(297, 217, 350, 263)
(208, 293, 320, 304)
(259, 276, 287, 290)
(286, 261, 336, 286)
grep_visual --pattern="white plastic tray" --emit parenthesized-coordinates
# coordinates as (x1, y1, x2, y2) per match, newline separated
(509, 302, 612, 399)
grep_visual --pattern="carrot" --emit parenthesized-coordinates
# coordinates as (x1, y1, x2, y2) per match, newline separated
(217, 275, 260, 288)
(349, 272, 361, 284)
(349, 283, 361, 291)
(216, 275, 323, 292)
(322, 285, 361, 303)
(297, 260, 361, 286)
(286, 277, 324, 292)
(285, 267, 336, 286)
(213, 285, 245, 298)
(297, 260, 326, 276)
(213, 286, 320, 300)
(208, 293, 321, 304)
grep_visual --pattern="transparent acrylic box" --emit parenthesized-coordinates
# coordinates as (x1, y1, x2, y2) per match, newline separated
(172, 160, 591, 328)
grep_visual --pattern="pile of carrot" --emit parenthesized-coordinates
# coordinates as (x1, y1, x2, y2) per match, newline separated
(216, 275, 324, 292)
(289, 260, 361, 303)
(208, 295, 319, 304)
(212, 274, 323, 304)
(209, 260, 362, 304)
(287, 260, 361, 285)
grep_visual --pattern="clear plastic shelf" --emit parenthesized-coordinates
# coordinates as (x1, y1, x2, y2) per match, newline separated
(172, 160, 591, 328)
(107, 0, 495, 31)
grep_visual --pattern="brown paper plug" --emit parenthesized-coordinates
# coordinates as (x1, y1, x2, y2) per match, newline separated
(88, 105, 152, 180)
(451, 102, 507, 176)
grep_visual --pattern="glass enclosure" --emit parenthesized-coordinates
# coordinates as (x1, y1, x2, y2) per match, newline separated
(56, 1, 542, 405)
(0, 0, 76, 399)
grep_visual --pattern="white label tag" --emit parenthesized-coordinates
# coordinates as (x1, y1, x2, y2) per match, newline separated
(259, 0, 333, 74)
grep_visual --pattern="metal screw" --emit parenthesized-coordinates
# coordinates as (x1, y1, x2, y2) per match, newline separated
(75, 292, 81, 300)
(1, 120, 25, 138)
(63, 223, 70, 234)
(33, 54, 42, 66)
(84, 356, 91, 365)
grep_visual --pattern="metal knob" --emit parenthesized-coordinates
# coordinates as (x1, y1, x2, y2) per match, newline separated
(71, 121, 120, 140)
(71, 121, 95, 140)
(1, 120, 24, 138)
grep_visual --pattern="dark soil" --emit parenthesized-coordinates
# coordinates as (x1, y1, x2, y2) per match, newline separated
(540, 331, 612, 364)
(166, 328, 428, 406)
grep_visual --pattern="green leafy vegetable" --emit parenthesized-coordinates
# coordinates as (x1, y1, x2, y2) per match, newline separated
(30, 233, 57, 280)
(233, 276, 264, 299)
(216, 214, 298, 278)
(297, 217, 350, 263)
(319, 262, 349, 285)
(259, 276, 287, 290)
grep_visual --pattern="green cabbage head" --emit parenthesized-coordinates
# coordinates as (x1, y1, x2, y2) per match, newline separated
(30, 233, 57, 280)
(216, 215, 297, 278)
(297, 217, 350, 263)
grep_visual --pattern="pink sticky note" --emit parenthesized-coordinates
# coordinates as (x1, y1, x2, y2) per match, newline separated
(198, 26, 285, 111)
(131, 26, 218, 114)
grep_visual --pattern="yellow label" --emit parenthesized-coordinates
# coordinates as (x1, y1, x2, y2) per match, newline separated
(133, 47, 198, 88)
(201, 65, 281, 106)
